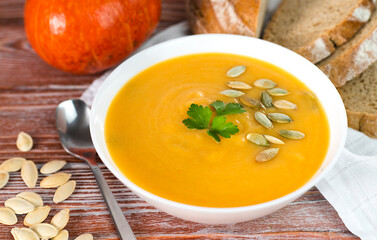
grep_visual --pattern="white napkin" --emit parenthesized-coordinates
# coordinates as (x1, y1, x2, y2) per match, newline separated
(80, 10, 377, 240)
(317, 129, 377, 240)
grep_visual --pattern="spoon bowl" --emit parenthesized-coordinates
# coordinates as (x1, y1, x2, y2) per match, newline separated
(56, 99, 136, 240)
(56, 99, 95, 162)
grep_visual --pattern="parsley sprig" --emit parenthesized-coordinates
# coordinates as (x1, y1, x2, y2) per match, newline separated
(183, 101, 246, 142)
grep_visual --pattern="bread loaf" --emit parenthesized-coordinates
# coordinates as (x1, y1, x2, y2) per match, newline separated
(186, 0, 268, 37)
(338, 60, 377, 138)
(263, 0, 374, 64)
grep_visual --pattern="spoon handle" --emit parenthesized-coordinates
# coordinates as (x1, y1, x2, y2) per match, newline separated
(91, 165, 137, 240)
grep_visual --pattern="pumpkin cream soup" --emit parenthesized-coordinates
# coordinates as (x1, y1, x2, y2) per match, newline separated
(105, 53, 329, 208)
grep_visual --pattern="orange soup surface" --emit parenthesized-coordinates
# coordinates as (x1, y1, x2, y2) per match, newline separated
(105, 53, 329, 208)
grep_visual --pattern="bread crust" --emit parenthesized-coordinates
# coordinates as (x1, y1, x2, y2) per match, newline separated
(318, 14, 377, 87)
(295, 36, 335, 64)
(186, 0, 267, 37)
(263, 0, 374, 64)
(347, 110, 377, 138)
(330, 0, 374, 46)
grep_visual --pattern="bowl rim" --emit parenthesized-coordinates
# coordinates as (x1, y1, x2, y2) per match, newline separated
(90, 34, 348, 213)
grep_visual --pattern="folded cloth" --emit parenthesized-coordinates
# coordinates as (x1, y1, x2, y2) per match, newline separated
(317, 129, 377, 240)
(80, 19, 377, 240)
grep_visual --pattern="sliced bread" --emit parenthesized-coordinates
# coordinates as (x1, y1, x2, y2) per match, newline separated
(263, 0, 374, 64)
(186, 0, 268, 37)
(338, 60, 377, 138)
(317, 8, 377, 87)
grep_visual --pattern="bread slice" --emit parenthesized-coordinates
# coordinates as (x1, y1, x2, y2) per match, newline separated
(317, 8, 377, 87)
(186, 0, 268, 37)
(263, 0, 374, 64)
(338, 60, 377, 138)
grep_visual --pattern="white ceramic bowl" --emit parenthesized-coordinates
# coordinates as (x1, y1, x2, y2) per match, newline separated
(90, 34, 347, 224)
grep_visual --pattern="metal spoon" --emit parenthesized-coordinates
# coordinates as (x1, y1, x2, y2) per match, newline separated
(56, 99, 136, 240)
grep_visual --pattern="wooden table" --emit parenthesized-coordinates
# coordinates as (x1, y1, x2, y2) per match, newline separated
(0, 0, 359, 239)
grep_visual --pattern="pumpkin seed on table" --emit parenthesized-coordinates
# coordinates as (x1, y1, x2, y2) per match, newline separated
(220, 89, 245, 97)
(40, 160, 67, 174)
(24, 206, 51, 227)
(40, 172, 71, 188)
(0, 157, 26, 172)
(16, 192, 43, 208)
(264, 135, 285, 144)
(246, 133, 270, 147)
(11, 228, 39, 240)
(226, 81, 252, 90)
(53, 230, 69, 240)
(253, 79, 277, 89)
(0, 207, 17, 225)
(53, 180, 76, 204)
(256, 148, 279, 162)
(273, 100, 297, 109)
(74, 233, 94, 240)
(239, 96, 263, 109)
(16, 131, 33, 152)
(21, 160, 38, 188)
(0, 171, 9, 189)
(279, 130, 305, 139)
(254, 112, 272, 129)
(51, 209, 70, 231)
(226, 65, 246, 77)
(267, 88, 290, 96)
(260, 91, 273, 108)
(30, 223, 59, 239)
(5, 197, 35, 214)
(267, 113, 293, 123)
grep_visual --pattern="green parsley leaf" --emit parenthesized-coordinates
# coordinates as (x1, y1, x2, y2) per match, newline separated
(210, 101, 246, 116)
(182, 104, 212, 129)
(208, 116, 239, 141)
(183, 102, 242, 142)
(207, 130, 221, 142)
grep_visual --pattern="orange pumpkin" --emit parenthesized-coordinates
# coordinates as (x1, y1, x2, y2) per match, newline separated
(24, 0, 161, 74)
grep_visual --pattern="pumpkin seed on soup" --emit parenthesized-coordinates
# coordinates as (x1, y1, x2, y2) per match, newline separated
(226, 65, 246, 77)
(254, 112, 272, 129)
(267, 113, 292, 123)
(253, 79, 277, 89)
(260, 91, 273, 108)
(279, 130, 305, 139)
(239, 96, 262, 109)
(220, 89, 245, 97)
(246, 133, 269, 147)
(264, 135, 285, 144)
(273, 100, 297, 109)
(256, 148, 279, 162)
(302, 91, 319, 109)
(267, 88, 290, 96)
(226, 81, 252, 90)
